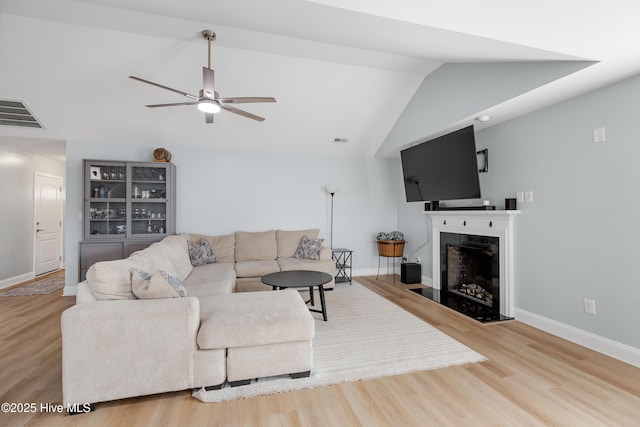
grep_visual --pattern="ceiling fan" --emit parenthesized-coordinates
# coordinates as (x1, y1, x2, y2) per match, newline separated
(129, 30, 276, 123)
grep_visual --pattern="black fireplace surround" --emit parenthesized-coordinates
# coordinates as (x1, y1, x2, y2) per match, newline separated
(411, 232, 511, 322)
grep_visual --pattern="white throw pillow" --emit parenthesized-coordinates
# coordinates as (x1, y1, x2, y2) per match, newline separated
(131, 268, 188, 299)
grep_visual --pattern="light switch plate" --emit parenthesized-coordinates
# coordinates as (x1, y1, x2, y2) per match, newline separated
(525, 191, 534, 203)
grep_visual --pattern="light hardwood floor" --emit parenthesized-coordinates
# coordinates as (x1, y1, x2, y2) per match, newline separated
(1, 274, 639, 426)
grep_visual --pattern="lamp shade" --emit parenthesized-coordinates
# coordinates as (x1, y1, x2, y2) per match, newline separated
(325, 186, 338, 195)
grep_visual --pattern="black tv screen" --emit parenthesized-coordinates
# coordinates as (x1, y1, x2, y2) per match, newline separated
(400, 125, 481, 202)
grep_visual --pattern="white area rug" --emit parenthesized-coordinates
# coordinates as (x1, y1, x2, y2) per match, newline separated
(193, 281, 486, 403)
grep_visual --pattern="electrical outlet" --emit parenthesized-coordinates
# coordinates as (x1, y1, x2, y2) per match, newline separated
(516, 192, 524, 203)
(584, 298, 596, 315)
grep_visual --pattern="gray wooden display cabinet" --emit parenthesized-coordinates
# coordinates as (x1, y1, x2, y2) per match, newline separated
(78, 160, 176, 281)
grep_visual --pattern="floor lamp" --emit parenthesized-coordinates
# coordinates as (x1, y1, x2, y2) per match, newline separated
(325, 186, 338, 249)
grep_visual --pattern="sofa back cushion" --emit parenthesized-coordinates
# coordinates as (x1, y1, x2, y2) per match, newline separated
(276, 229, 320, 258)
(235, 230, 277, 262)
(86, 253, 149, 300)
(188, 233, 236, 263)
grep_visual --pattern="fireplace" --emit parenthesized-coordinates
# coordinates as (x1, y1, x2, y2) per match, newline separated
(443, 233, 500, 311)
(411, 210, 519, 322)
(447, 244, 495, 307)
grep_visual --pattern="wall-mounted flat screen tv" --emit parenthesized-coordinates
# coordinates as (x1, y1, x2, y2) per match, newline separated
(400, 125, 481, 203)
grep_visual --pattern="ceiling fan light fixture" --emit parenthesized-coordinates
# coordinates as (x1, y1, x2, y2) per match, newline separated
(197, 99, 221, 114)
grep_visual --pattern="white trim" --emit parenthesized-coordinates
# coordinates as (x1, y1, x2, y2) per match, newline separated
(515, 307, 640, 368)
(0, 272, 35, 290)
(63, 284, 78, 296)
(353, 268, 379, 277)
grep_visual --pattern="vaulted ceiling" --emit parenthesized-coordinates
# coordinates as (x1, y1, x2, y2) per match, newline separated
(2, 0, 640, 159)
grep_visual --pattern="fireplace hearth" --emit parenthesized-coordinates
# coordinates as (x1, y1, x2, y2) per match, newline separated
(409, 286, 510, 322)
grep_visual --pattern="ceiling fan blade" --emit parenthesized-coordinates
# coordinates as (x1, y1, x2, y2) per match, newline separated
(145, 102, 198, 108)
(218, 97, 276, 104)
(202, 67, 215, 99)
(221, 104, 265, 122)
(129, 75, 199, 100)
(205, 113, 214, 124)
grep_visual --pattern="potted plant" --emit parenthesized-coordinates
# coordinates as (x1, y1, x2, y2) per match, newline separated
(376, 231, 405, 257)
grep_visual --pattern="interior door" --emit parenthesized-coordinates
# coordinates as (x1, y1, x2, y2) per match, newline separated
(35, 173, 63, 276)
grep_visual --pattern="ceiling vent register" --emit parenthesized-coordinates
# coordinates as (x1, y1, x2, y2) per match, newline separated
(0, 100, 44, 129)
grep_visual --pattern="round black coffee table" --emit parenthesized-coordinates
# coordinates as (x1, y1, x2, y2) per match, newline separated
(261, 270, 333, 321)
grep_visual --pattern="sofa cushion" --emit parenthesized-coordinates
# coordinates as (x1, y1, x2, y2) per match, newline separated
(188, 233, 235, 263)
(276, 229, 320, 258)
(277, 257, 335, 274)
(183, 262, 236, 298)
(197, 290, 315, 349)
(188, 239, 216, 266)
(85, 254, 149, 300)
(235, 260, 280, 278)
(131, 268, 187, 299)
(293, 235, 324, 260)
(235, 230, 277, 262)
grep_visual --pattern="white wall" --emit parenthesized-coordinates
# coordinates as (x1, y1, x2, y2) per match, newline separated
(65, 140, 400, 290)
(0, 145, 66, 287)
(397, 73, 640, 350)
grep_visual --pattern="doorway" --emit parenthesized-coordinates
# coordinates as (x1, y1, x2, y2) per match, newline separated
(34, 173, 63, 276)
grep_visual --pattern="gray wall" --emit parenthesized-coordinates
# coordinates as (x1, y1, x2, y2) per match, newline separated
(398, 73, 640, 349)
(377, 61, 594, 158)
(0, 145, 65, 285)
(65, 140, 400, 290)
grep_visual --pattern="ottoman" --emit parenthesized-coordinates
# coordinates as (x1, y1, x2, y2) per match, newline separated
(197, 289, 315, 385)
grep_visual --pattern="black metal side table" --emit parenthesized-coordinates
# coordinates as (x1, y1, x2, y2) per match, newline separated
(332, 248, 352, 285)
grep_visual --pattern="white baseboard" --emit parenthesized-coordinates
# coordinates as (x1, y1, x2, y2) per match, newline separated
(63, 284, 78, 296)
(515, 308, 640, 368)
(0, 272, 34, 290)
(352, 268, 378, 277)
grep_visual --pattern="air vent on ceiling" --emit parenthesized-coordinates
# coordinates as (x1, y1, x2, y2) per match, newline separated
(0, 100, 44, 129)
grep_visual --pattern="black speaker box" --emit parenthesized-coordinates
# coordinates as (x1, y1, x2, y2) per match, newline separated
(401, 263, 422, 284)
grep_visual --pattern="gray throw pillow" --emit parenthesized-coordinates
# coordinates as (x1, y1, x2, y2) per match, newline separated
(293, 235, 324, 260)
(188, 239, 216, 266)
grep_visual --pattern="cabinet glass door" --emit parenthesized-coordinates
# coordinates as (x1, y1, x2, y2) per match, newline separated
(129, 164, 169, 237)
(86, 163, 127, 238)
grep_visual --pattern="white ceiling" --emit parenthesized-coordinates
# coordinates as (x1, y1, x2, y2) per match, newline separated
(2, 0, 640, 160)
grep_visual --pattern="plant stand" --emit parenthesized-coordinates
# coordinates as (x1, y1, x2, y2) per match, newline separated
(376, 240, 405, 283)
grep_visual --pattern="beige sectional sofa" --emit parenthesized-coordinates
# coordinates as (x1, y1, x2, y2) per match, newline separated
(62, 229, 334, 407)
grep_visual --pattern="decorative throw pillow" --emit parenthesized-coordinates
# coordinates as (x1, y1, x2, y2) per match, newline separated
(293, 235, 324, 260)
(188, 239, 216, 266)
(131, 268, 188, 299)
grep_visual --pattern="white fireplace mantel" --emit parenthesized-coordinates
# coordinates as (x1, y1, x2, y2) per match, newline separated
(424, 210, 520, 317)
